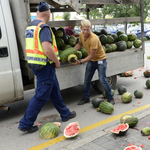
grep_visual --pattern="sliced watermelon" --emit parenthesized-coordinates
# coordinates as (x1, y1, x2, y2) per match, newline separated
(124, 145, 142, 150)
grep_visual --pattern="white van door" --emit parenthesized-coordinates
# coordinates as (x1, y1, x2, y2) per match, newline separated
(0, 0, 23, 105)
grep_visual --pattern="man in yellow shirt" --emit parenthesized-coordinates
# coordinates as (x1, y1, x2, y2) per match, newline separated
(73, 19, 115, 105)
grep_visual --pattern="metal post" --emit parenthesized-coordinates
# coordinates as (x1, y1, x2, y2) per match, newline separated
(140, 0, 145, 53)
(86, 5, 89, 19)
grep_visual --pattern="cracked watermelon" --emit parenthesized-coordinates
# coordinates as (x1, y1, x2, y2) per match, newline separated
(64, 122, 80, 138)
(110, 123, 129, 136)
(124, 145, 142, 150)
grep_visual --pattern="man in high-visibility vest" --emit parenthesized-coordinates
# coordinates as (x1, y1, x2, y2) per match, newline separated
(18, 2, 76, 133)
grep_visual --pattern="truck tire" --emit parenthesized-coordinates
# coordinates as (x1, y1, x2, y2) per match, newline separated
(92, 75, 117, 94)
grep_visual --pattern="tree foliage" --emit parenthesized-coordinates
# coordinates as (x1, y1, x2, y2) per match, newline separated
(63, 12, 71, 20)
(101, 0, 150, 20)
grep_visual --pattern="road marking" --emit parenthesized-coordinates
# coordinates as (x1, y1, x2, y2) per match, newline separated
(28, 103, 150, 150)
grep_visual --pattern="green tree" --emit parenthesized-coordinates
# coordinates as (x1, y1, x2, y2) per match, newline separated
(63, 12, 71, 20)
(101, 0, 150, 20)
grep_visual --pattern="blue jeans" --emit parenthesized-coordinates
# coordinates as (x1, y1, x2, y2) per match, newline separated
(83, 59, 113, 100)
(19, 64, 71, 129)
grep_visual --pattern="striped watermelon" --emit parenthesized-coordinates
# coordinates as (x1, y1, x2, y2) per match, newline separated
(39, 122, 59, 139)
(121, 92, 132, 103)
(146, 79, 150, 89)
(99, 102, 114, 114)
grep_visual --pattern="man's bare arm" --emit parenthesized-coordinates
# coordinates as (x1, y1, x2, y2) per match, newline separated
(74, 42, 83, 51)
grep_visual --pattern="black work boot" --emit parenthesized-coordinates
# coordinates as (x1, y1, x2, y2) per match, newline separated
(108, 98, 115, 105)
(77, 97, 90, 105)
(18, 126, 38, 133)
(62, 111, 76, 122)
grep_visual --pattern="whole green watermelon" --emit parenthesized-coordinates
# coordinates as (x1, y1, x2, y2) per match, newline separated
(127, 41, 133, 49)
(121, 92, 132, 103)
(146, 79, 150, 89)
(110, 44, 117, 51)
(111, 33, 118, 43)
(76, 51, 82, 59)
(55, 30, 63, 38)
(99, 34, 107, 45)
(118, 85, 127, 95)
(102, 45, 106, 53)
(118, 34, 128, 42)
(127, 33, 137, 41)
(116, 31, 124, 37)
(39, 122, 59, 139)
(92, 97, 104, 108)
(133, 39, 142, 48)
(79, 47, 88, 58)
(56, 38, 65, 49)
(100, 28, 108, 35)
(99, 102, 114, 114)
(134, 90, 143, 98)
(107, 35, 114, 44)
(120, 114, 138, 127)
(117, 41, 127, 51)
(106, 45, 112, 53)
(68, 38, 77, 47)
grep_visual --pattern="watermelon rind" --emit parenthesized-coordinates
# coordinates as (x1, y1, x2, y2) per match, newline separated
(92, 97, 104, 108)
(64, 122, 80, 138)
(141, 127, 150, 136)
(124, 145, 142, 150)
(54, 122, 61, 128)
(110, 123, 129, 136)
(134, 90, 143, 98)
(146, 79, 150, 89)
(118, 85, 127, 95)
(39, 122, 59, 139)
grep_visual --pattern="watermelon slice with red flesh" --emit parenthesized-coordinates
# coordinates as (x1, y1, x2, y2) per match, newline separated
(64, 122, 80, 138)
(124, 145, 142, 150)
(110, 123, 129, 135)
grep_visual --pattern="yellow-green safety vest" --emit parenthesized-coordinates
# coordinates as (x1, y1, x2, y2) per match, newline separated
(26, 22, 60, 67)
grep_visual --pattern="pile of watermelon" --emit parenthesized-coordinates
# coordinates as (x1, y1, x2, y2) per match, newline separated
(52, 27, 88, 63)
(94, 28, 142, 53)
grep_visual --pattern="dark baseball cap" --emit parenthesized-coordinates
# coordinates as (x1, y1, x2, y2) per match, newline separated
(37, 1, 50, 12)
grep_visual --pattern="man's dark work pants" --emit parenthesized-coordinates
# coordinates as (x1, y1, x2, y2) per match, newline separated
(19, 64, 71, 129)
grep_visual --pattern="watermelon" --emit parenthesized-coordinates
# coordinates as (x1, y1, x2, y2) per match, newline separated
(118, 34, 128, 42)
(64, 122, 80, 138)
(107, 35, 114, 44)
(92, 97, 104, 108)
(54, 122, 61, 128)
(68, 38, 77, 47)
(134, 90, 143, 98)
(117, 41, 127, 51)
(56, 38, 65, 49)
(121, 92, 132, 103)
(141, 127, 150, 136)
(106, 45, 112, 53)
(146, 79, 150, 89)
(110, 44, 117, 51)
(60, 47, 77, 62)
(127, 33, 137, 41)
(99, 102, 114, 114)
(120, 114, 138, 127)
(93, 31, 101, 36)
(118, 85, 127, 95)
(133, 39, 142, 48)
(68, 54, 77, 63)
(116, 31, 124, 37)
(76, 51, 82, 59)
(124, 145, 142, 150)
(62, 44, 71, 50)
(57, 28, 66, 36)
(110, 123, 129, 136)
(120, 71, 133, 77)
(55, 30, 63, 38)
(100, 28, 108, 35)
(99, 34, 107, 45)
(147, 56, 150, 59)
(39, 122, 59, 139)
(143, 69, 150, 78)
(111, 33, 118, 42)
(79, 47, 88, 58)
(127, 41, 133, 49)
(102, 45, 106, 53)
(103, 89, 115, 98)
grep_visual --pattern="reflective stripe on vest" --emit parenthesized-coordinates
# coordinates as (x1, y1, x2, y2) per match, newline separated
(26, 22, 60, 66)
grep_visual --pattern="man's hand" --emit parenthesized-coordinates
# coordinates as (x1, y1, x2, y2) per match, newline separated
(55, 61, 60, 68)
(71, 59, 80, 65)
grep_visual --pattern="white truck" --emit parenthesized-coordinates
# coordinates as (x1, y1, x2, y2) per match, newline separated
(0, 0, 144, 111)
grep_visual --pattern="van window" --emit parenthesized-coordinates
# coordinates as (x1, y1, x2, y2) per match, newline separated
(0, 27, 2, 39)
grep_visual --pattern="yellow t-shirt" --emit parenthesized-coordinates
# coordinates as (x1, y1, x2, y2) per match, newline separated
(79, 32, 106, 61)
